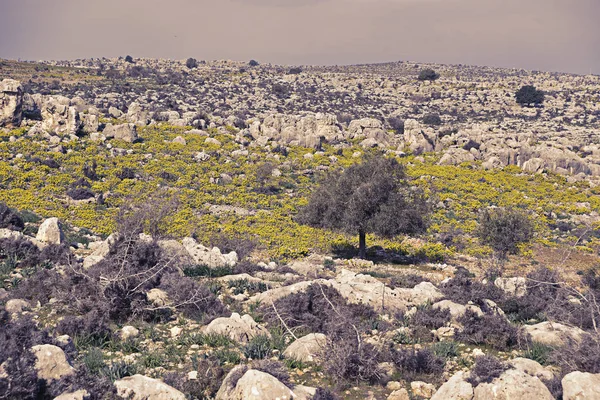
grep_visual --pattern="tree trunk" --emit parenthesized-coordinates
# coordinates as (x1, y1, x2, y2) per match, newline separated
(358, 230, 367, 259)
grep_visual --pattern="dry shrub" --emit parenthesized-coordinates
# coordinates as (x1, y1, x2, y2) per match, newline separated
(466, 355, 509, 386)
(390, 347, 445, 383)
(441, 267, 504, 306)
(0, 202, 24, 231)
(410, 305, 451, 329)
(163, 357, 224, 399)
(263, 284, 378, 339)
(324, 338, 384, 385)
(549, 333, 600, 375)
(456, 310, 525, 350)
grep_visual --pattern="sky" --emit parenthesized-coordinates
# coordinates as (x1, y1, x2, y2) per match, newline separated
(0, 0, 598, 75)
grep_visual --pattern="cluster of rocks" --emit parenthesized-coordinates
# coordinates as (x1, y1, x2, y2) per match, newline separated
(2, 56, 600, 179)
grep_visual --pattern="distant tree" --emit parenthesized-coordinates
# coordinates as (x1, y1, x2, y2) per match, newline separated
(515, 85, 545, 107)
(418, 68, 440, 81)
(475, 207, 534, 261)
(186, 58, 198, 69)
(249, 60, 260, 67)
(124, 55, 134, 63)
(388, 117, 405, 134)
(297, 154, 429, 259)
(423, 113, 442, 126)
(288, 67, 302, 75)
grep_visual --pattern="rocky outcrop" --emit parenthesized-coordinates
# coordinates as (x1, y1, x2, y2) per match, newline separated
(0, 79, 23, 128)
(41, 96, 82, 136)
(202, 313, 270, 343)
(114, 375, 185, 400)
(562, 371, 600, 400)
(182, 237, 238, 268)
(250, 112, 342, 149)
(31, 344, 74, 382)
(103, 123, 138, 142)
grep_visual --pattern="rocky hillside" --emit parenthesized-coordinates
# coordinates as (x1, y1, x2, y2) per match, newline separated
(1, 58, 600, 399)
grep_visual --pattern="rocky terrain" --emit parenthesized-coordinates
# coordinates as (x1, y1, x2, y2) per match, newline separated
(1, 58, 600, 399)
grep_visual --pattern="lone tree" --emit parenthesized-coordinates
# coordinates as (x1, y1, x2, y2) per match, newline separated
(249, 59, 260, 67)
(515, 85, 544, 107)
(186, 58, 198, 69)
(418, 68, 440, 81)
(124, 55, 134, 63)
(475, 207, 534, 261)
(297, 155, 429, 259)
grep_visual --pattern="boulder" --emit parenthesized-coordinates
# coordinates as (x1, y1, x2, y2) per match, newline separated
(218, 369, 295, 400)
(283, 333, 327, 363)
(103, 123, 138, 142)
(146, 288, 170, 307)
(411, 381, 437, 398)
(36, 217, 64, 245)
(202, 313, 270, 343)
(41, 96, 82, 136)
(473, 369, 554, 399)
(114, 375, 185, 400)
(54, 390, 90, 400)
(388, 389, 410, 400)
(495, 277, 527, 297)
(31, 344, 74, 381)
(523, 321, 585, 346)
(562, 371, 600, 400)
(509, 357, 554, 381)
(432, 300, 484, 319)
(120, 326, 140, 341)
(5, 298, 30, 313)
(0, 79, 23, 128)
(431, 371, 474, 400)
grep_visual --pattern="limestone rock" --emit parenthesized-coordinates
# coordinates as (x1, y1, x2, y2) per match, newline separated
(523, 321, 585, 346)
(202, 313, 270, 343)
(31, 344, 74, 381)
(120, 326, 140, 341)
(5, 298, 30, 313)
(114, 375, 185, 400)
(431, 371, 474, 400)
(432, 299, 484, 319)
(0, 79, 23, 128)
(283, 333, 327, 363)
(411, 381, 437, 398)
(495, 277, 527, 297)
(509, 357, 554, 381)
(54, 390, 90, 400)
(225, 369, 295, 400)
(562, 371, 600, 400)
(103, 123, 138, 142)
(182, 237, 238, 268)
(473, 369, 554, 399)
(388, 388, 410, 400)
(36, 217, 64, 245)
(146, 288, 170, 307)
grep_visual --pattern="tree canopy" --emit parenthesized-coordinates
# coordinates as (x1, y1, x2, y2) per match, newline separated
(418, 68, 440, 81)
(297, 155, 429, 258)
(515, 85, 545, 107)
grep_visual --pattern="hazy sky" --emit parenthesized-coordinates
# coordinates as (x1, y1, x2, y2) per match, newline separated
(1, 0, 598, 75)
